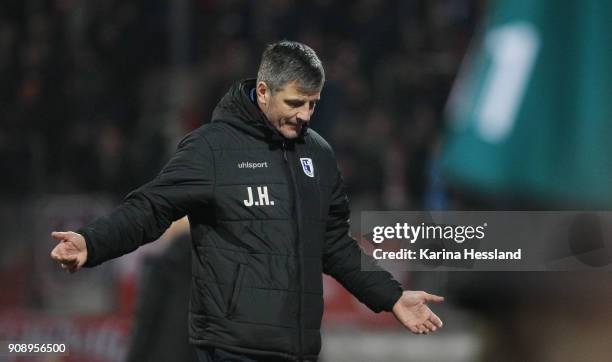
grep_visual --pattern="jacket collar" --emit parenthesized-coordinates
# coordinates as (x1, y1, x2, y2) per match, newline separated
(211, 79, 307, 145)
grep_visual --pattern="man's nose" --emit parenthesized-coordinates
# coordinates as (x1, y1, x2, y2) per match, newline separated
(296, 108, 312, 122)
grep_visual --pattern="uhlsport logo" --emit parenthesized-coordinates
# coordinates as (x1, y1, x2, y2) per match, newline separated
(300, 158, 314, 178)
(244, 186, 274, 207)
(238, 161, 268, 169)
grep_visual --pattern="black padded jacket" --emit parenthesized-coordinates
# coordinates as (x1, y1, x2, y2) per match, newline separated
(79, 79, 403, 361)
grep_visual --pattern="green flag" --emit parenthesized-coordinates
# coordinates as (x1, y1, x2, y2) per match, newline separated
(441, 0, 612, 207)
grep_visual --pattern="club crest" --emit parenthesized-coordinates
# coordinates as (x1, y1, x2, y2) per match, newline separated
(300, 158, 315, 178)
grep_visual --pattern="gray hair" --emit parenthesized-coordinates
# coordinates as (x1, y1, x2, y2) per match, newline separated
(256, 40, 325, 94)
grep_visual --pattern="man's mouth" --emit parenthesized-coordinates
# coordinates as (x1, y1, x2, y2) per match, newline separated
(285, 121, 301, 128)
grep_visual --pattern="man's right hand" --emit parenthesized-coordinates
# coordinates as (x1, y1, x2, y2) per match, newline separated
(50, 231, 88, 273)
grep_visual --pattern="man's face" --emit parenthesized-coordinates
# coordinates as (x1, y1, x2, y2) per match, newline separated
(256, 81, 321, 139)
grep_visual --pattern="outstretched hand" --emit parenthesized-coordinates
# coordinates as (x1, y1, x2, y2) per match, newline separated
(392, 290, 444, 334)
(50, 231, 88, 273)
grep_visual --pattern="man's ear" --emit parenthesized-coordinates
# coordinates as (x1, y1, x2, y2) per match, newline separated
(256, 81, 268, 106)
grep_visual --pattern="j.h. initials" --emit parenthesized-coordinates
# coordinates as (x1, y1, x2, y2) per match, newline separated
(244, 186, 275, 207)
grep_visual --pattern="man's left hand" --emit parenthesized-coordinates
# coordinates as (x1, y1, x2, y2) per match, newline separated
(392, 290, 444, 334)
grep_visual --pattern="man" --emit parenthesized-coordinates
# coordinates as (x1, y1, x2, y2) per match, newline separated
(51, 41, 444, 362)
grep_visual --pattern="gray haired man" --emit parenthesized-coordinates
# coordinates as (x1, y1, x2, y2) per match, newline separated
(51, 41, 444, 362)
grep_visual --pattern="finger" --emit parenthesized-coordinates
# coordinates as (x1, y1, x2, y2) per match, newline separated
(51, 231, 73, 241)
(50, 245, 69, 259)
(423, 293, 445, 303)
(51, 249, 77, 263)
(50, 249, 64, 261)
(53, 255, 76, 263)
(413, 324, 425, 334)
(424, 320, 437, 332)
(430, 313, 443, 328)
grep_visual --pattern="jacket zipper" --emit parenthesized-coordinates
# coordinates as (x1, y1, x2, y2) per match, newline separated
(282, 141, 304, 361)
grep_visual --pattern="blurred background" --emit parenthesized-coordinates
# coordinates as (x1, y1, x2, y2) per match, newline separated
(1, 0, 611, 361)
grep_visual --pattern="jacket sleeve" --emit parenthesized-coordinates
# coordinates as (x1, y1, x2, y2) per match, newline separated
(322, 161, 403, 313)
(78, 130, 215, 267)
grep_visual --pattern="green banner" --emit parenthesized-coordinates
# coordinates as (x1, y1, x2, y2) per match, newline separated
(442, 0, 612, 207)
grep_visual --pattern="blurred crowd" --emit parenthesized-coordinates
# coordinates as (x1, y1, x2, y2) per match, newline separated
(0, 0, 482, 209)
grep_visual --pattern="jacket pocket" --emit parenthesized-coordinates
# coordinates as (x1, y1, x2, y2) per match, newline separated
(227, 263, 245, 317)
